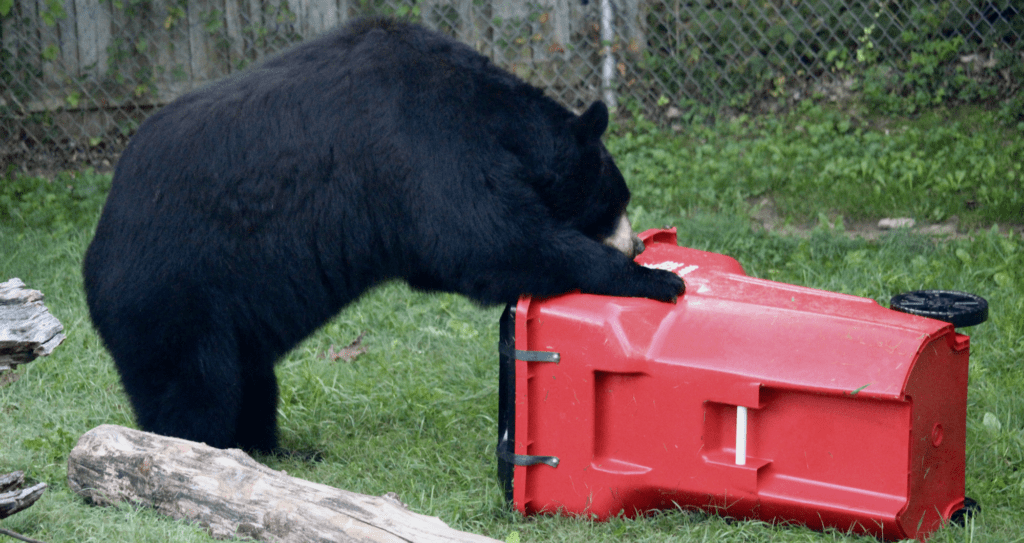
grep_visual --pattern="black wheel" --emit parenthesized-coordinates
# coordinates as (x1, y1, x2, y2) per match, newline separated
(890, 290, 988, 327)
(950, 497, 980, 526)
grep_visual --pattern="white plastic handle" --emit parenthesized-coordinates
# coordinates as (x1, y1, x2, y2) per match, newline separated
(735, 406, 748, 466)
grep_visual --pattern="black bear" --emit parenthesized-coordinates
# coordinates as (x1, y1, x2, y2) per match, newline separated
(82, 18, 685, 453)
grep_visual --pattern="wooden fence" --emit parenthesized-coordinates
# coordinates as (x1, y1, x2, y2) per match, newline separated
(1, 0, 647, 142)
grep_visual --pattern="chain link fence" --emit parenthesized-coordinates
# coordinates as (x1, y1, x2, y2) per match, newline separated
(2, 0, 1021, 172)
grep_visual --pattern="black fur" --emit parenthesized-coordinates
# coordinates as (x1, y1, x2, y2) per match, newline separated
(82, 18, 684, 452)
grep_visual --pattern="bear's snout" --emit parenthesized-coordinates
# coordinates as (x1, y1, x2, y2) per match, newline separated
(603, 213, 644, 258)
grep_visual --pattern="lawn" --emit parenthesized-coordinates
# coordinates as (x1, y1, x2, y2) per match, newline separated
(1, 104, 1022, 542)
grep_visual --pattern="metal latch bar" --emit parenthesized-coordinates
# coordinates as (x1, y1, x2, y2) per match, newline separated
(498, 343, 560, 363)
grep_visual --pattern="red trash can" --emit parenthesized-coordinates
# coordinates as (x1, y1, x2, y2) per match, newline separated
(498, 228, 972, 541)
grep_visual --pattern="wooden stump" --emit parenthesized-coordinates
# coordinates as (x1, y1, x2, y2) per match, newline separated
(67, 425, 503, 543)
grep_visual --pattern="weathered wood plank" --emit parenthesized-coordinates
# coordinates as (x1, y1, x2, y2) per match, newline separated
(68, 425, 504, 543)
(308, 0, 337, 38)
(1, 0, 43, 110)
(222, 0, 245, 69)
(186, 0, 219, 83)
(73, 0, 111, 76)
(55, 0, 82, 81)
(149, 0, 197, 102)
(283, 0, 310, 40)
(242, 0, 263, 62)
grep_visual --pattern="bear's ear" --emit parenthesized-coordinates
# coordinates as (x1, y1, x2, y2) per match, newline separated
(572, 101, 609, 142)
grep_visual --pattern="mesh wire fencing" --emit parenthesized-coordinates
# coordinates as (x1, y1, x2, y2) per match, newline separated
(2, 0, 1022, 170)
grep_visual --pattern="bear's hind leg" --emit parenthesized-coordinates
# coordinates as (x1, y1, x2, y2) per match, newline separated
(234, 352, 280, 454)
(118, 334, 246, 450)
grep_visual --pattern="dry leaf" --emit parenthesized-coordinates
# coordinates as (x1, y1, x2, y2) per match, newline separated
(324, 332, 367, 362)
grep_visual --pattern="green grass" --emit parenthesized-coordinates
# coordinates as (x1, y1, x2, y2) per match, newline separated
(2, 105, 1023, 542)
(611, 103, 1024, 230)
(0, 169, 111, 233)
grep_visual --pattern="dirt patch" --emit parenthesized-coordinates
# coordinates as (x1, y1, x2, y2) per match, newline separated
(748, 196, 1023, 239)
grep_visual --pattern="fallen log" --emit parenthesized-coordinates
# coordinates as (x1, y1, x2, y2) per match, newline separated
(1, 278, 58, 541)
(67, 425, 502, 543)
(0, 278, 65, 374)
(0, 471, 47, 520)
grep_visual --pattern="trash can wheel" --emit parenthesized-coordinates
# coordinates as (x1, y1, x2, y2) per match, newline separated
(951, 497, 980, 526)
(890, 290, 988, 327)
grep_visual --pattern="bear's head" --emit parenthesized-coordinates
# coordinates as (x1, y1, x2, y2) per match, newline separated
(560, 101, 644, 258)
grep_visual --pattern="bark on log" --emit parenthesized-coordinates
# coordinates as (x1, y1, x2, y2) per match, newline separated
(0, 471, 47, 520)
(0, 278, 65, 373)
(67, 425, 503, 543)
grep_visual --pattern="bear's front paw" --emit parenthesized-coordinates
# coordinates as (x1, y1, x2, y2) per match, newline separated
(632, 266, 686, 303)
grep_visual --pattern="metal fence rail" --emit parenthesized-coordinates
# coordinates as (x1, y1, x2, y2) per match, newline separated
(2, 0, 1021, 169)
